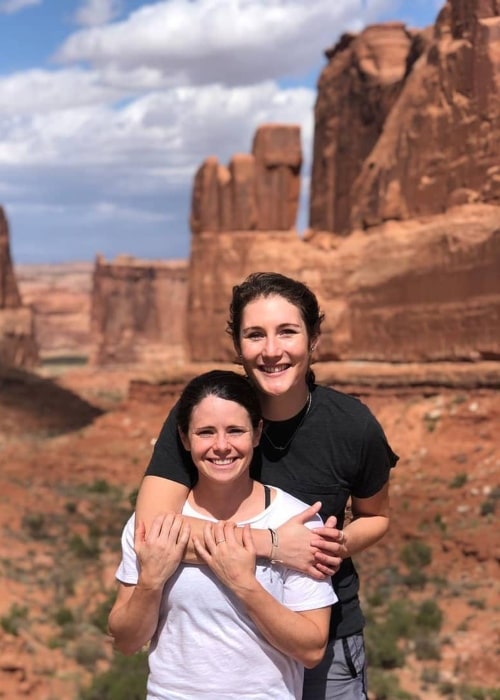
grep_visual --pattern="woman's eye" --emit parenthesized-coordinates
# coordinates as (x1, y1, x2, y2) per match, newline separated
(196, 430, 214, 438)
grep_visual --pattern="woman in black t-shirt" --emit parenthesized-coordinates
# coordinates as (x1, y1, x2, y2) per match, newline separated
(136, 272, 398, 700)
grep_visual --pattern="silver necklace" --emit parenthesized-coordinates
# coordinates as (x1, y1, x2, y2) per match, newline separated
(263, 393, 312, 451)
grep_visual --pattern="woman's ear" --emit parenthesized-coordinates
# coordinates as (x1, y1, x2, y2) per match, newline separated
(253, 419, 263, 447)
(310, 335, 320, 353)
(178, 426, 191, 451)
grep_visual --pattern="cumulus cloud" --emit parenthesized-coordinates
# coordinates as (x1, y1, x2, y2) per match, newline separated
(55, 0, 394, 87)
(73, 0, 122, 27)
(0, 0, 40, 13)
(3, 0, 416, 263)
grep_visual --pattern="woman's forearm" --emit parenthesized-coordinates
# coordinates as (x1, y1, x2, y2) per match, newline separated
(231, 581, 330, 668)
(342, 514, 389, 557)
(108, 584, 163, 655)
(135, 476, 189, 532)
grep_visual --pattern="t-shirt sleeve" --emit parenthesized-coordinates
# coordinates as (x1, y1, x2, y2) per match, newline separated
(282, 569, 337, 612)
(352, 412, 399, 499)
(115, 514, 140, 584)
(144, 403, 197, 488)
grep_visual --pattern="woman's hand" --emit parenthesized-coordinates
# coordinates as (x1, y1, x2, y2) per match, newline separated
(193, 521, 257, 593)
(276, 504, 344, 580)
(134, 513, 190, 589)
(310, 515, 347, 575)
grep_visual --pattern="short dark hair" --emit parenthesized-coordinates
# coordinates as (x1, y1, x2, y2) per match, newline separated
(227, 272, 324, 344)
(226, 272, 325, 386)
(177, 370, 262, 435)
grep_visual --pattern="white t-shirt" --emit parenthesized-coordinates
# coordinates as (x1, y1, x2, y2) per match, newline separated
(116, 487, 337, 700)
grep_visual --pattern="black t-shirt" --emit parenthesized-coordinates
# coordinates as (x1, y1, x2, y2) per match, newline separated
(146, 384, 399, 639)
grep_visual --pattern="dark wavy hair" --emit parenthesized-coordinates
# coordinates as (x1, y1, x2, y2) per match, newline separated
(177, 370, 262, 435)
(226, 272, 325, 387)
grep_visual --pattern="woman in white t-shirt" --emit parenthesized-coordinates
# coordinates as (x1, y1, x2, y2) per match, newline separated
(108, 370, 336, 700)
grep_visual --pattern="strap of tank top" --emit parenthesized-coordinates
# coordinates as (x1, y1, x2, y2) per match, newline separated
(264, 484, 271, 508)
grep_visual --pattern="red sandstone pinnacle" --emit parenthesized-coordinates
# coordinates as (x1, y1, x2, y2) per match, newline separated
(0, 207, 22, 308)
(0, 207, 38, 367)
(189, 124, 302, 234)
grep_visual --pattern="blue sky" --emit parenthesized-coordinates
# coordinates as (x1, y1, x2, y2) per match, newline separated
(0, 0, 442, 265)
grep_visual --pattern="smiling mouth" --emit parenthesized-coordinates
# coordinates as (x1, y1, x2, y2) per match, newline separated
(259, 364, 290, 374)
(209, 458, 236, 466)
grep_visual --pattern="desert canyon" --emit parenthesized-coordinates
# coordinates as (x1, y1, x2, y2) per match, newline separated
(0, 1, 499, 699)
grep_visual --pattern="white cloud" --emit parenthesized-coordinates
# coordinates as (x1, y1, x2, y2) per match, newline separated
(74, 0, 122, 27)
(3, 0, 417, 263)
(0, 80, 314, 172)
(0, 0, 40, 14)
(55, 0, 395, 87)
(0, 69, 127, 116)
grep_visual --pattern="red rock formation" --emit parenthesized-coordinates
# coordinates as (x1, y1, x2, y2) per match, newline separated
(0, 207, 38, 368)
(16, 263, 93, 361)
(310, 22, 425, 234)
(90, 255, 188, 366)
(309, 0, 500, 233)
(190, 124, 301, 234)
(188, 203, 500, 363)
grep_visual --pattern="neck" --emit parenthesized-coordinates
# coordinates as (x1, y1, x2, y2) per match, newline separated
(261, 383, 310, 421)
(190, 477, 263, 521)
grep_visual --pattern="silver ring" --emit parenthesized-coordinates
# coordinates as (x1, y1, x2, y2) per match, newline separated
(215, 539, 226, 545)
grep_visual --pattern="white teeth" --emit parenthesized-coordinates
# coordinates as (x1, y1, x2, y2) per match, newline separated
(262, 365, 288, 373)
(211, 459, 234, 465)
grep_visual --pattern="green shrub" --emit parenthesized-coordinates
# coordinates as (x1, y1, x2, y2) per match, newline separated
(386, 600, 414, 638)
(21, 512, 48, 539)
(54, 606, 75, 626)
(79, 651, 148, 700)
(69, 533, 100, 559)
(480, 499, 496, 517)
(414, 634, 441, 660)
(368, 669, 413, 699)
(415, 599, 443, 631)
(73, 638, 106, 668)
(0, 604, 28, 635)
(365, 624, 405, 669)
(88, 479, 111, 494)
(400, 540, 432, 569)
(450, 472, 468, 488)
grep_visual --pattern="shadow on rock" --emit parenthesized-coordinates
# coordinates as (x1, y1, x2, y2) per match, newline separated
(0, 365, 104, 437)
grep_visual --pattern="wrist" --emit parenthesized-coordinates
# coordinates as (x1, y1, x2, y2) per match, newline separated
(268, 527, 283, 564)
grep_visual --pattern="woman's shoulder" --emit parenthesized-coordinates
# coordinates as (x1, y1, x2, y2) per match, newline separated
(313, 384, 375, 420)
(269, 487, 323, 525)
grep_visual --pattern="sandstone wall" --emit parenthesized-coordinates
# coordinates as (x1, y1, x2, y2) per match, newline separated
(188, 204, 500, 363)
(90, 256, 188, 366)
(16, 263, 93, 360)
(0, 208, 38, 368)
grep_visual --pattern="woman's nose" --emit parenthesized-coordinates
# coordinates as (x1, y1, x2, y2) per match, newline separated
(262, 336, 280, 357)
(213, 432, 229, 450)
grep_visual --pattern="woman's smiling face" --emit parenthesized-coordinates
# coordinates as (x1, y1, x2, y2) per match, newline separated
(238, 294, 312, 399)
(180, 395, 261, 485)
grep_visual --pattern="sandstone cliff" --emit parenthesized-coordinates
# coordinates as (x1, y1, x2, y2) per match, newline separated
(0, 208, 38, 368)
(186, 0, 500, 366)
(90, 255, 188, 366)
(310, 0, 500, 232)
